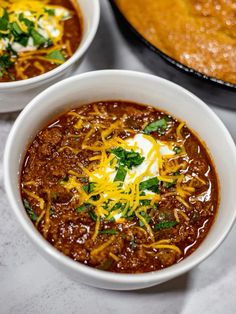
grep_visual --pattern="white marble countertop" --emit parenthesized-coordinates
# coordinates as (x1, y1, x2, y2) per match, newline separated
(0, 1, 236, 313)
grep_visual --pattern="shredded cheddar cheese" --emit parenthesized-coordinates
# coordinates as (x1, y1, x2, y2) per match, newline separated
(90, 236, 116, 256)
(23, 188, 45, 209)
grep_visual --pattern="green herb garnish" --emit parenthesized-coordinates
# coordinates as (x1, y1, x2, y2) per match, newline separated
(11, 22, 24, 36)
(60, 175, 69, 183)
(163, 180, 177, 189)
(0, 54, 13, 78)
(130, 239, 137, 250)
(88, 210, 97, 221)
(44, 8, 56, 16)
(23, 199, 38, 222)
(113, 166, 127, 182)
(31, 28, 47, 46)
(139, 211, 151, 227)
(80, 177, 88, 183)
(83, 182, 96, 194)
(111, 147, 145, 169)
(143, 117, 169, 135)
(99, 229, 117, 235)
(19, 13, 34, 29)
(139, 177, 159, 193)
(46, 49, 65, 63)
(0, 10, 9, 31)
(76, 203, 92, 213)
(155, 221, 178, 231)
(76, 205, 87, 213)
(173, 146, 182, 154)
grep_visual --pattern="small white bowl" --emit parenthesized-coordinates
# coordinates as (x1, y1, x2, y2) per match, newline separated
(4, 70, 236, 290)
(0, 0, 100, 113)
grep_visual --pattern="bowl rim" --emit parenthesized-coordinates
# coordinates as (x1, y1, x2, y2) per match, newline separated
(0, 0, 100, 90)
(109, 0, 236, 92)
(4, 70, 236, 286)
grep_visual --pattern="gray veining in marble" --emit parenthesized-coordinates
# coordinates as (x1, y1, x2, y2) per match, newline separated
(0, 1, 236, 313)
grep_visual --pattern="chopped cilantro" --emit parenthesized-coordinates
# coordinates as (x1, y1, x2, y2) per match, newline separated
(11, 22, 24, 36)
(111, 147, 145, 169)
(17, 35, 29, 47)
(163, 180, 177, 189)
(76, 203, 92, 213)
(19, 13, 34, 29)
(46, 50, 65, 63)
(174, 171, 180, 176)
(76, 204, 87, 213)
(0, 10, 9, 31)
(139, 211, 151, 227)
(8, 72, 15, 81)
(139, 177, 160, 193)
(23, 199, 38, 222)
(0, 54, 13, 78)
(6, 44, 17, 55)
(155, 221, 178, 231)
(31, 28, 47, 46)
(130, 239, 137, 250)
(88, 210, 97, 221)
(125, 214, 135, 221)
(99, 229, 117, 235)
(82, 182, 96, 194)
(139, 192, 151, 205)
(45, 38, 53, 48)
(80, 177, 88, 183)
(140, 198, 151, 206)
(173, 146, 182, 154)
(44, 8, 56, 16)
(60, 175, 69, 183)
(143, 117, 169, 135)
(113, 166, 127, 182)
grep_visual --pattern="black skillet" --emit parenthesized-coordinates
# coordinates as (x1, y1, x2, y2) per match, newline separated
(109, 1, 236, 110)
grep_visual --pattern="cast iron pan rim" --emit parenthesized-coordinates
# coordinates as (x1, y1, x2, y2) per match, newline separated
(109, 0, 236, 92)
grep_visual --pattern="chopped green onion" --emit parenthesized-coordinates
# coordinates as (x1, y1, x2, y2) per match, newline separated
(143, 117, 168, 135)
(44, 8, 56, 16)
(113, 166, 127, 182)
(139, 211, 151, 227)
(60, 175, 69, 183)
(139, 177, 159, 193)
(82, 182, 96, 194)
(19, 13, 34, 28)
(155, 221, 178, 231)
(163, 180, 177, 189)
(76, 205, 87, 213)
(23, 199, 38, 222)
(88, 210, 97, 221)
(0, 10, 9, 31)
(130, 239, 137, 250)
(46, 50, 65, 63)
(173, 146, 182, 154)
(11, 22, 24, 35)
(99, 229, 117, 235)
(31, 28, 47, 46)
(110, 147, 145, 169)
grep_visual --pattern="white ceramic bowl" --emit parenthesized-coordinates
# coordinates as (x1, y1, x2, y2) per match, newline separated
(0, 0, 100, 113)
(4, 70, 236, 290)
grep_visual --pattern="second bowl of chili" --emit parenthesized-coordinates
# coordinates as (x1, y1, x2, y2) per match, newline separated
(0, 0, 100, 112)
